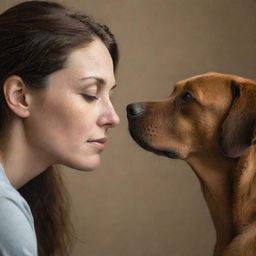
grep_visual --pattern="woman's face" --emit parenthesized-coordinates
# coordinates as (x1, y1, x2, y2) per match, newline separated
(25, 38, 120, 171)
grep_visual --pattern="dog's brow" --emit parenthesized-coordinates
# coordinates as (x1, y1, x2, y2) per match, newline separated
(173, 83, 183, 92)
(184, 81, 192, 88)
(170, 85, 181, 96)
(184, 82, 197, 93)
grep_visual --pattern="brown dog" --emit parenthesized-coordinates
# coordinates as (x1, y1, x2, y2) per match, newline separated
(127, 72, 256, 256)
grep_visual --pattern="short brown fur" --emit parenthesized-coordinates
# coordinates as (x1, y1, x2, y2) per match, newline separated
(127, 72, 256, 256)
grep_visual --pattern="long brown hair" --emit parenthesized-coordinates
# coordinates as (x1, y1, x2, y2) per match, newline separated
(0, 1, 119, 255)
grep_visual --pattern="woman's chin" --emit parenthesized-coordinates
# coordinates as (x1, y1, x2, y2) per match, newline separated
(75, 159, 101, 172)
(61, 154, 102, 171)
(82, 163, 100, 172)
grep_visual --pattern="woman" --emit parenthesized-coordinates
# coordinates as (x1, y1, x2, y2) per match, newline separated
(0, 1, 120, 256)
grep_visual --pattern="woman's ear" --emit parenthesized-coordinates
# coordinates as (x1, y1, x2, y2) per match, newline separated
(3, 75, 31, 118)
(221, 79, 256, 158)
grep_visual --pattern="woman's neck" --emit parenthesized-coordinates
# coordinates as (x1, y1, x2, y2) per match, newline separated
(0, 118, 55, 188)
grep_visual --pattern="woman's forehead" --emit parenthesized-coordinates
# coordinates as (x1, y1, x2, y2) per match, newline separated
(66, 39, 113, 68)
(63, 39, 115, 83)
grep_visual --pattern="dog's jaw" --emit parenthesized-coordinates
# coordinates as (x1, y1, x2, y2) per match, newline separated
(128, 123, 179, 159)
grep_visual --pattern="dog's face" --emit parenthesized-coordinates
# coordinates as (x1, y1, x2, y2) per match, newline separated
(127, 72, 256, 160)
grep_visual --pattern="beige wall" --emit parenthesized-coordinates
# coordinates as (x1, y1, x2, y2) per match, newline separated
(1, 0, 256, 255)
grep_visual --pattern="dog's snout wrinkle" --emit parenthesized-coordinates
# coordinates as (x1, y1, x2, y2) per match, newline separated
(127, 103, 145, 117)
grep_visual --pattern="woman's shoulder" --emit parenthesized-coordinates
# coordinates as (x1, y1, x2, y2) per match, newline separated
(0, 164, 32, 217)
(0, 178, 20, 199)
(0, 178, 35, 229)
(0, 185, 38, 255)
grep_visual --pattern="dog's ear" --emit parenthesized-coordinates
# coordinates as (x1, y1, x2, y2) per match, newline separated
(221, 79, 256, 158)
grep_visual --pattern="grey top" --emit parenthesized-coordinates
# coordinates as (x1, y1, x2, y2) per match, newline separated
(0, 163, 38, 256)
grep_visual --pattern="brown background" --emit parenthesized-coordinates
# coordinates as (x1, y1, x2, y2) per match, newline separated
(1, 0, 256, 255)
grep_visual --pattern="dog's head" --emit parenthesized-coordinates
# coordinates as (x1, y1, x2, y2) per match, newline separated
(127, 72, 256, 160)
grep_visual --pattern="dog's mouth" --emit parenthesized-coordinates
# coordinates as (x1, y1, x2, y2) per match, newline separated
(128, 125, 178, 159)
(145, 144, 179, 159)
(156, 150, 178, 158)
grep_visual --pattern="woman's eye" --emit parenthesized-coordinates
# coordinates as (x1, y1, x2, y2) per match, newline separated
(181, 92, 194, 103)
(82, 94, 98, 102)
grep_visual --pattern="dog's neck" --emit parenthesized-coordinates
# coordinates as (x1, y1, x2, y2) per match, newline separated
(231, 145, 256, 230)
(187, 153, 237, 256)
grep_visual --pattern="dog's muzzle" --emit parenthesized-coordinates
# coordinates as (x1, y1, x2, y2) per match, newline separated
(126, 102, 179, 159)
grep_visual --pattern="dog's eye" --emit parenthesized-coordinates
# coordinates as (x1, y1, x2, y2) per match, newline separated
(181, 92, 194, 103)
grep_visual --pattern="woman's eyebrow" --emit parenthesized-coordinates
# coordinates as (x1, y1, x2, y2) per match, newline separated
(79, 76, 117, 90)
(80, 76, 105, 85)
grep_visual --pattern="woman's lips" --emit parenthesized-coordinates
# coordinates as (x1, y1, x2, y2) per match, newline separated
(87, 137, 107, 150)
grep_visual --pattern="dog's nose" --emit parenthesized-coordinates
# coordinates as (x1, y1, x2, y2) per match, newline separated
(126, 103, 145, 117)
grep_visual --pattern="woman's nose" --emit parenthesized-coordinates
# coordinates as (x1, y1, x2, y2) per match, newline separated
(98, 104, 120, 127)
(109, 109, 120, 127)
